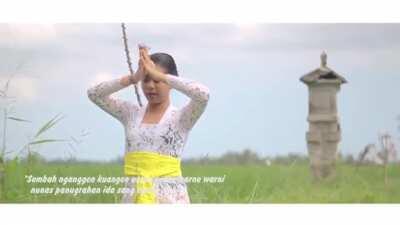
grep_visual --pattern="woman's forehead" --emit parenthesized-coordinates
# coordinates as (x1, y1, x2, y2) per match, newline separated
(154, 64, 167, 73)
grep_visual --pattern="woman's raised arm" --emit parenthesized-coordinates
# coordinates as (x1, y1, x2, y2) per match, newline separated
(165, 74, 210, 131)
(87, 75, 140, 125)
(138, 47, 210, 130)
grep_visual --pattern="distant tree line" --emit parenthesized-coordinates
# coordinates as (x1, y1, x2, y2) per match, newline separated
(182, 148, 309, 166)
(19, 148, 397, 166)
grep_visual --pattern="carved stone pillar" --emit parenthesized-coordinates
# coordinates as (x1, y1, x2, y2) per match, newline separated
(300, 51, 347, 180)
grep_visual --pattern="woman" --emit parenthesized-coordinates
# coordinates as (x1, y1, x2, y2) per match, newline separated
(87, 45, 210, 203)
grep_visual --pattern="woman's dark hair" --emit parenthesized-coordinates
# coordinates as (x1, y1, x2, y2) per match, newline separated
(150, 52, 179, 77)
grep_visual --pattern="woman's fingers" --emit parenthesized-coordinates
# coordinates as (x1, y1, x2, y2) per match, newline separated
(138, 43, 148, 51)
(138, 51, 143, 68)
(138, 49, 143, 64)
(139, 48, 144, 58)
(139, 57, 146, 71)
(144, 49, 152, 62)
(138, 43, 150, 50)
(137, 45, 156, 79)
(140, 46, 149, 59)
(141, 50, 149, 64)
(138, 57, 143, 69)
(144, 51, 155, 68)
(140, 51, 148, 69)
(138, 44, 146, 66)
(141, 49, 154, 68)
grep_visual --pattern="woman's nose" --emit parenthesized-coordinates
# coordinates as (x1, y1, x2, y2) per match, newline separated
(146, 80, 155, 89)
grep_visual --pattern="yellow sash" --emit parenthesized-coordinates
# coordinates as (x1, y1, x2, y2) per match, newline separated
(124, 151, 182, 203)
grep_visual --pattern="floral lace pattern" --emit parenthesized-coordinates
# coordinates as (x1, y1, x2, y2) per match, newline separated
(87, 74, 210, 203)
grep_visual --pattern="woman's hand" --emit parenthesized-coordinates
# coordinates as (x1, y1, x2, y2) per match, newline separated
(128, 45, 148, 84)
(139, 46, 167, 83)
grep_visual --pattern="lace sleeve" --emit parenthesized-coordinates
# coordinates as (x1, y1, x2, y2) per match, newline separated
(165, 74, 210, 131)
(87, 77, 139, 125)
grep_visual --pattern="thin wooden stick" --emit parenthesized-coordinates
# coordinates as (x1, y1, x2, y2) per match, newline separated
(121, 23, 143, 107)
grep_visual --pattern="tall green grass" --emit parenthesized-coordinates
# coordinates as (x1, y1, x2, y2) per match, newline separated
(1, 159, 399, 203)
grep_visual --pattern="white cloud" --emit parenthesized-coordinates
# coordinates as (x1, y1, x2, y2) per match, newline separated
(89, 72, 114, 87)
(0, 75, 38, 102)
(231, 23, 266, 42)
(0, 24, 57, 46)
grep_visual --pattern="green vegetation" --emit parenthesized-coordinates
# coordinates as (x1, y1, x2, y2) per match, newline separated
(1, 158, 399, 203)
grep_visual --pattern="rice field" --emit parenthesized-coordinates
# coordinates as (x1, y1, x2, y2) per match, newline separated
(1, 159, 399, 203)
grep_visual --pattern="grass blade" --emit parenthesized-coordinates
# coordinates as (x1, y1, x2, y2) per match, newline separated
(34, 113, 64, 138)
(29, 139, 67, 145)
(7, 116, 31, 122)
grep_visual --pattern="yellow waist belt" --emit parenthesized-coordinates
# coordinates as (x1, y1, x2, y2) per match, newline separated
(124, 151, 182, 203)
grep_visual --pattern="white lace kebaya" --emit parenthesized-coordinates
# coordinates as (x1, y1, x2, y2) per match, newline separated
(87, 74, 210, 203)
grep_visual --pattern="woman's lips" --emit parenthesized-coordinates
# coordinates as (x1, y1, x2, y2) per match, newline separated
(147, 93, 158, 98)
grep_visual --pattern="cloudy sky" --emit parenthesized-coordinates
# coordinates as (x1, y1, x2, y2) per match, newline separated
(1, 23, 399, 161)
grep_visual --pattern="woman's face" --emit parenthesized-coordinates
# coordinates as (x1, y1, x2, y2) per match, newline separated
(141, 64, 171, 104)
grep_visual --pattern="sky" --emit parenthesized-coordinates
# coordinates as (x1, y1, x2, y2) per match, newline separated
(0, 23, 399, 161)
